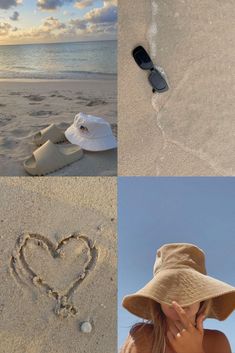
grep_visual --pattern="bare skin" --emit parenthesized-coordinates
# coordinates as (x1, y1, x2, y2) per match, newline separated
(121, 301, 232, 353)
(165, 301, 205, 353)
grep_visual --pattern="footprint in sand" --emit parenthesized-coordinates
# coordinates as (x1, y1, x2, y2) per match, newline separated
(76, 96, 90, 102)
(0, 114, 14, 127)
(9, 92, 22, 96)
(86, 99, 107, 107)
(50, 93, 65, 98)
(24, 95, 46, 102)
(11, 128, 29, 138)
(29, 111, 59, 117)
(10, 233, 98, 318)
(0, 136, 17, 149)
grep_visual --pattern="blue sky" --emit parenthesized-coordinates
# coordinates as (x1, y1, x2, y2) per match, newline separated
(118, 177, 235, 352)
(0, 0, 117, 44)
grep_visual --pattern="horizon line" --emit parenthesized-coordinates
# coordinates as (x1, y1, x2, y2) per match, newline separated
(0, 38, 117, 47)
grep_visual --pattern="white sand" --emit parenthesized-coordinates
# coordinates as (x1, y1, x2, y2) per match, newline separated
(0, 177, 117, 353)
(119, 0, 235, 176)
(0, 79, 117, 176)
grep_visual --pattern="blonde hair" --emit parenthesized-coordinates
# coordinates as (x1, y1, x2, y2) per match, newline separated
(121, 299, 212, 353)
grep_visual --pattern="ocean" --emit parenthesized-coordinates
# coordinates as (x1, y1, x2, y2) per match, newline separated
(0, 40, 117, 80)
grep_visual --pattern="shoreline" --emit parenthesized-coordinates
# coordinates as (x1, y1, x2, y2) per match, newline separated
(0, 76, 117, 84)
(0, 39, 117, 46)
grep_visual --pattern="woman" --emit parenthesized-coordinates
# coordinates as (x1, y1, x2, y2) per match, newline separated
(121, 243, 235, 353)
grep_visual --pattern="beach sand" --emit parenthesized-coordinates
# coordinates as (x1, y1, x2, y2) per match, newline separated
(0, 79, 117, 176)
(119, 0, 235, 176)
(0, 177, 117, 353)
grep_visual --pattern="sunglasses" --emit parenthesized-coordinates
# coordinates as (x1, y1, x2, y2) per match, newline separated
(132, 45, 168, 93)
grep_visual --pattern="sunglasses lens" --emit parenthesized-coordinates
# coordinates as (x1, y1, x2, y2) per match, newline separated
(132, 46, 153, 70)
(149, 70, 168, 92)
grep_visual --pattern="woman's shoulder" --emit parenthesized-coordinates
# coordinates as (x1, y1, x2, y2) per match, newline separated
(203, 329, 232, 353)
(120, 323, 154, 353)
(130, 322, 154, 337)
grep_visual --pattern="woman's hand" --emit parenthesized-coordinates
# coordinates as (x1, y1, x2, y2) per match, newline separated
(166, 301, 205, 353)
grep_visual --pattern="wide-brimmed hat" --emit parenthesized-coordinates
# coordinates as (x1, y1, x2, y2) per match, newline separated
(122, 243, 235, 321)
(65, 113, 117, 151)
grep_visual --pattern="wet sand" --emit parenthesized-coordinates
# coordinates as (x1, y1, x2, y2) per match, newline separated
(119, 0, 235, 176)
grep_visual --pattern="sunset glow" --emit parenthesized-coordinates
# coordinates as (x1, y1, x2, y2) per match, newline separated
(0, 0, 117, 45)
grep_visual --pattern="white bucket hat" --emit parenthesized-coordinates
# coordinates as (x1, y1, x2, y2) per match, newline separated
(65, 113, 117, 152)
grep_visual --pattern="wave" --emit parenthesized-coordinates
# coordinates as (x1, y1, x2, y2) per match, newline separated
(13, 66, 36, 71)
(0, 69, 117, 80)
(60, 70, 116, 76)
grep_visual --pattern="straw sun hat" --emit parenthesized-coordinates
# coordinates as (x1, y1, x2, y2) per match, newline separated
(122, 243, 235, 321)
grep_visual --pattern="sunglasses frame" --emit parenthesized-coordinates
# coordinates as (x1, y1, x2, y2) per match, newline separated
(132, 45, 168, 93)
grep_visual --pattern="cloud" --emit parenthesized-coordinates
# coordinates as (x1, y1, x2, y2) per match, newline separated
(43, 16, 66, 29)
(37, 0, 115, 11)
(1, 0, 117, 43)
(84, 2, 117, 24)
(0, 22, 11, 36)
(74, 0, 93, 9)
(69, 18, 87, 30)
(0, 16, 67, 42)
(0, 22, 14, 36)
(105, 0, 117, 4)
(74, 0, 117, 8)
(0, 0, 22, 9)
(4, 16, 67, 42)
(70, 0, 117, 37)
(10, 11, 19, 21)
(37, 0, 73, 10)
(86, 21, 117, 35)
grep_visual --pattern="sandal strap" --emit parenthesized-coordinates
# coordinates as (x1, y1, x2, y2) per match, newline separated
(33, 140, 67, 174)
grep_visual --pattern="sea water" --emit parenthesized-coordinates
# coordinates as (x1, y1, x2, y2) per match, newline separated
(0, 40, 117, 80)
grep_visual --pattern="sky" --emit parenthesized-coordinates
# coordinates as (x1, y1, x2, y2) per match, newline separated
(0, 0, 117, 44)
(118, 177, 235, 352)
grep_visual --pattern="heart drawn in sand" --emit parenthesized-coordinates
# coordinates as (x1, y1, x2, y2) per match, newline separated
(10, 233, 98, 318)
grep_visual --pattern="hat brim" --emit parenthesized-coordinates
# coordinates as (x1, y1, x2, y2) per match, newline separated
(122, 269, 235, 321)
(65, 125, 117, 152)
